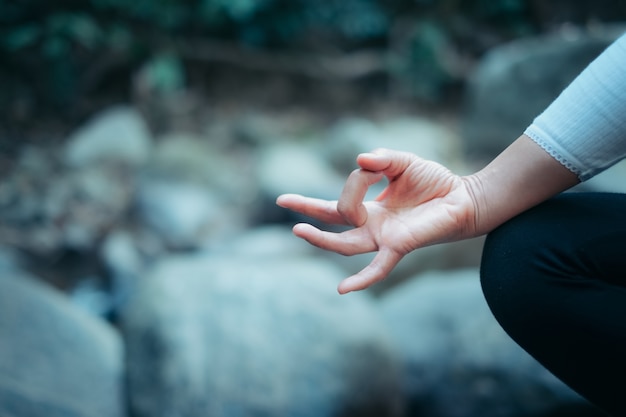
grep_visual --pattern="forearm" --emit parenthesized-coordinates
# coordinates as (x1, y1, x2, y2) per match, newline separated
(463, 134, 580, 236)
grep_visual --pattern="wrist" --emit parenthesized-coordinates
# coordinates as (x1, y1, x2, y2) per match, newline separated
(460, 135, 580, 236)
(458, 173, 487, 237)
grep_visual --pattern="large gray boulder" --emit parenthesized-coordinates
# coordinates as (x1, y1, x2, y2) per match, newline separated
(121, 255, 404, 417)
(258, 142, 346, 201)
(135, 179, 223, 249)
(255, 142, 347, 225)
(205, 225, 317, 259)
(462, 27, 623, 161)
(379, 269, 598, 417)
(323, 117, 465, 176)
(0, 274, 125, 417)
(64, 106, 152, 168)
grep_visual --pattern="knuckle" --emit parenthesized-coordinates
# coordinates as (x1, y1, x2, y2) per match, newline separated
(336, 199, 353, 217)
(337, 201, 364, 227)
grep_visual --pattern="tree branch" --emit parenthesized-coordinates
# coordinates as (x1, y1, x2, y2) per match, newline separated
(166, 37, 388, 80)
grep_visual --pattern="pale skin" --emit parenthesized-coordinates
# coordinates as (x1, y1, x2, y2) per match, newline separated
(276, 134, 580, 294)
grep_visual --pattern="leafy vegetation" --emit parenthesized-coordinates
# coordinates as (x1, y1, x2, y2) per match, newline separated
(1, 0, 623, 123)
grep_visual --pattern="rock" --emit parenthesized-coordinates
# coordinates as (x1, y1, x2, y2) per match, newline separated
(218, 109, 321, 149)
(145, 134, 259, 224)
(0, 146, 133, 258)
(379, 269, 597, 417)
(0, 246, 18, 273)
(258, 142, 345, 199)
(121, 255, 404, 417)
(206, 225, 316, 258)
(148, 134, 238, 189)
(0, 273, 125, 417)
(135, 179, 227, 249)
(255, 142, 347, 225)
(69, 230, 143, 320)
(322, 118, 380, 174)
(232, 113, 285, 147)
(462, 27, 623, 161)
(101, 230, 144, 286)
(0, 147, 62, 254)
(58, 164, 135, 250)
(324, 117, 465, 176)
(70, 276, 118, 319)
(64, 106, 152, 167)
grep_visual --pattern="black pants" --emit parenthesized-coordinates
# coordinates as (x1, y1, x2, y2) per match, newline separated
(481, 193, 626, 416)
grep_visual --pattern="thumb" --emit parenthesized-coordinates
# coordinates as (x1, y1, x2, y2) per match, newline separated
(357, 149, 416, 178)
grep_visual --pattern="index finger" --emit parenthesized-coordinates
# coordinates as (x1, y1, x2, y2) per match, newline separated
(337, 169, 384, 227)
(276, 194, 348, 225)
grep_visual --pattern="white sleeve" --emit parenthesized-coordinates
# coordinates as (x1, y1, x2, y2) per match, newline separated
(524, 32, 626, 181)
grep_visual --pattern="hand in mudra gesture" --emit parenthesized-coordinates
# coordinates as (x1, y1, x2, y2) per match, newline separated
(276, 148, 477, 294)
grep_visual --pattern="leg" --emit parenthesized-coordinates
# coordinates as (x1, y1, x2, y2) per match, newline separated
(481, 193, 626, 416)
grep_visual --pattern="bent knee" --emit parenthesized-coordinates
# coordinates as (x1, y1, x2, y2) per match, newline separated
(479, 205, 557, 327)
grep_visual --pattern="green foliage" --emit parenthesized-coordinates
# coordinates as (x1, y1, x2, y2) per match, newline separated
(252, 0, 390, 46)
(4, 0, 604, 117)
(200, 0, 271, 23)
(0, 0, 397, 116)
(389, 20, 455, 101)
(3, 12, 107, 58)
(139, 54, 186, 95)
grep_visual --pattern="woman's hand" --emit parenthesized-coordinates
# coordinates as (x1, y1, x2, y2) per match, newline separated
(276, 148, 478, 294)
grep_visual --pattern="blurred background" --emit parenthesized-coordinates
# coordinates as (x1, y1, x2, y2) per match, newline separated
(1, 1, 625, 416)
